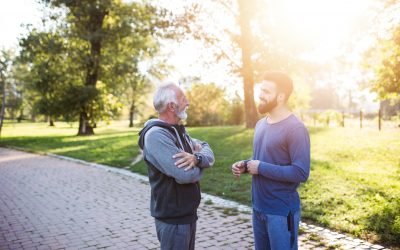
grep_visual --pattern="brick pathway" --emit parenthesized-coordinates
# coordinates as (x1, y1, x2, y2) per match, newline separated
(0, 148, 391, 250)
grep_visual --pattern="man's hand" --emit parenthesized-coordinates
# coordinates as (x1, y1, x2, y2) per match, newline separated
(231, 161, 246, 178)
(173, 151, 197, 171)
(247, 160, 260, 175)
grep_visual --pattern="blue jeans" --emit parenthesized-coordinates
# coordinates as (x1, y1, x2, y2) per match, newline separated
(252, 209, 300, 250)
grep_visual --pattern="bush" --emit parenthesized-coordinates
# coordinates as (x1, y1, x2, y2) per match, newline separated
(366, 198, 400, 245)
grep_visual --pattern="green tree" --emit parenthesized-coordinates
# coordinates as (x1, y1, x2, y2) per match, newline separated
(186, 83, 229, 126)
(371, 25, 400, 99)
(19, 30, 72, 126)
(42, 0, 119, 134)
(11, 59, 40, 122)
(226, 92, 245, 125)
(0, 50, 25, 129)
(20, 0, 172, 134)
(0, 50, 13, 136)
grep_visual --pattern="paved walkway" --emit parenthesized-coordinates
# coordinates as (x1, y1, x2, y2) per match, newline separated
(0, 148, 390, 250)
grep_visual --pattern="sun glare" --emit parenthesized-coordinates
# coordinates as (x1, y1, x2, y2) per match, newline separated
(264, 0, 376, 62)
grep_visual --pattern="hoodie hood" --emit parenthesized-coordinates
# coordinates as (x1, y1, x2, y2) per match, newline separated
(138, 119, 193, 154)
(138, 119, 173, 150)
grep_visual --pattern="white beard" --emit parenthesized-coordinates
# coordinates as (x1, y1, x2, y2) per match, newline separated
(176, 108, 188, 120)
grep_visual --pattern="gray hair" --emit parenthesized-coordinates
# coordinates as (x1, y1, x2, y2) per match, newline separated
(153, 83, 179, 113)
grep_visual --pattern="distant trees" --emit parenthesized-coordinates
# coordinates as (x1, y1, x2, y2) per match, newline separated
(124, 74, 151, 128)
(370, 25, 400, 99)
(0, 50, 13, 136)
(227, 93, 245, 125)
(185, 83, 244, 126)
(0, 49, 25, 136)
(18, 31, 70, 126)
(186, 83, 228, 126)
(363, 1, 400, 102)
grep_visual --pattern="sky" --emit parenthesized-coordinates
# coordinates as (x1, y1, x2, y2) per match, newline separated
(0, 0, 43, 50)
(0, 0, 380, 60)
(0, 0, 378, 70)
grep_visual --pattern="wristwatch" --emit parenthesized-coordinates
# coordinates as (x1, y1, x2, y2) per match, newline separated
(243, 160, 250, 172)
(194, 153, 203, 165)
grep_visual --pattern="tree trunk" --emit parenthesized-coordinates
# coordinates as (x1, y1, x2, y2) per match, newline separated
(129, 102, 135, 127)
(77, 38, 100, 135)
(49, 118, 54, 127)
(238, 0, 258, 128)
(17, 109, 23, 123)
(77, 8, 107, 136)
(10, 110, 15, 121)
(78, 109, 95, 135)
(78, 111, 94, 136)
(0, 76, 6, 137)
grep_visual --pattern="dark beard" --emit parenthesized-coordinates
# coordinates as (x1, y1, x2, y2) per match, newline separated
(258, 95, 278, 114)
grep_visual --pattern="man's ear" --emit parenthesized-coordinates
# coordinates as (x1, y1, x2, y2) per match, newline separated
(167, 102, 176, 112)
(277, 93, 286, 103)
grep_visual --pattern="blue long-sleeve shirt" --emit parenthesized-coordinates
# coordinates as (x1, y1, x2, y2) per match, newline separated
(252, 114, 310, 216)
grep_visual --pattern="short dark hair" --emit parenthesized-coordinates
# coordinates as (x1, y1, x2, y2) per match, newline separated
(262, 71, 293, 101)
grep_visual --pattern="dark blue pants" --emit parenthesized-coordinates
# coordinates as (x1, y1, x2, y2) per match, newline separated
(155, 219, 196, 250)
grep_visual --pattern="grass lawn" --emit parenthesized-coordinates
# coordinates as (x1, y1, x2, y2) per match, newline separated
(1, 121, 399, 247)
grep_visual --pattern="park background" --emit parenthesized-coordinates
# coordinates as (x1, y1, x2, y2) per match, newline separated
(0, 0, 399, 249)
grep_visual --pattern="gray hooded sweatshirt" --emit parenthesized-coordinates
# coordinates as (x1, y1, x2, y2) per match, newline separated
(138, 119, 215, 224)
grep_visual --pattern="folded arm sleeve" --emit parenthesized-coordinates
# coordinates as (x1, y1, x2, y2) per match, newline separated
(145, 128, 203, 184)
(191, 138, 215, 168)
(258, 126, 310, 183)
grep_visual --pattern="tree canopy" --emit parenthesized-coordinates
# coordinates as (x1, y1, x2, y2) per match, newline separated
(371, 25, 400, 99)
(18, 0, 173, 134)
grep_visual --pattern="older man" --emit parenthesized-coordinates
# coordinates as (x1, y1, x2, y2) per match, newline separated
(138, 83, 215, 250)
